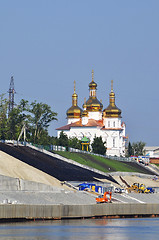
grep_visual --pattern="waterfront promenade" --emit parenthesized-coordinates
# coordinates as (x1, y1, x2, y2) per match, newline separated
(0, 143, 159, 220)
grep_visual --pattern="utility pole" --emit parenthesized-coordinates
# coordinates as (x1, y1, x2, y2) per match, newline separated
(18, 123, 26, 145)
(8, 76, 16, 113)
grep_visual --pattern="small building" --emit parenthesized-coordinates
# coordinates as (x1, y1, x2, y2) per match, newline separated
(144, 146, 159, 164)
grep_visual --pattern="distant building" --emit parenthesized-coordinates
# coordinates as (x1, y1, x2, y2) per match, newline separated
(144, 146, 159, 157)
(57, 71, 126, 156)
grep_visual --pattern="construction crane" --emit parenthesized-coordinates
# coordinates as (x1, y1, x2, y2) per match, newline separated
(8, 76, 16, 113)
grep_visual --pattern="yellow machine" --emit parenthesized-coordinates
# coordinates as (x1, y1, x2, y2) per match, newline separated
(127, 183, 151, 193)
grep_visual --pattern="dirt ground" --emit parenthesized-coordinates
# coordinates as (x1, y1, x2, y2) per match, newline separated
(94, 172, 159, 189)
(97, 174, 159, 189)
(119, 175, 159, 188)
(0, 150, 63, 188)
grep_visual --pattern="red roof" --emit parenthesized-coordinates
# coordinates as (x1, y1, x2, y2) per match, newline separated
(101, 128, 122, 130)
(56, 119, 104, 130)
(56, 119, 126, 131)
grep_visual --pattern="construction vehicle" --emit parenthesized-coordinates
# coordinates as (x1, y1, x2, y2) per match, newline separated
(96, 191, 112, 203)
(127, 183, 154, 194)
(132, 183, 143, 191)
(137, 184, 154, 193)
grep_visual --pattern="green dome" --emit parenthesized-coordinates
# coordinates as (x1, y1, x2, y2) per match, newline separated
(81, 136, 90, 142)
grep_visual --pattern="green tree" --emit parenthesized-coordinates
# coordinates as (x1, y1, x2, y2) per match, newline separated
(0, 94, 8, 140)
(132, 141, 146, 156)
(0, 96, 57, 143)
(68, 137, 81, 149)
(7, 108, 21, 140)
(0, 94, 24, 140)
(50, 136, 59, 145)
(127, 142, 133, 157)
(58, 131, 69, 149)
(91, 136, 106, 155)
(35, 129, 51, 145)
(28, 101, 57, 143)
(7, 99, 31, 140)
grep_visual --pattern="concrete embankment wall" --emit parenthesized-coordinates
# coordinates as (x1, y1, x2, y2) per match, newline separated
(1, 203, 159, 220)
(0, 175, 61, 192)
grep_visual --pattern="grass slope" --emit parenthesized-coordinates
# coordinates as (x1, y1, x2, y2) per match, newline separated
(56, 151, 152, 174)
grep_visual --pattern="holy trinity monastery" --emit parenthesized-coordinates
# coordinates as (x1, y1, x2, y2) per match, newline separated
(57, 71, 126, 157)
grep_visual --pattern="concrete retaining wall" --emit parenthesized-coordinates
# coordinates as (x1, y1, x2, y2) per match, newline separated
(0, 175, 61, 192)
(0, 203, 159, 220)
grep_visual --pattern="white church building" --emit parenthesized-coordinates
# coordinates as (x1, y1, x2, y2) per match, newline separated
(57, 71, 126, 157)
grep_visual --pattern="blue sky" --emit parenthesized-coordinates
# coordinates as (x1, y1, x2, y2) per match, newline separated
(0, 1, 159, 146)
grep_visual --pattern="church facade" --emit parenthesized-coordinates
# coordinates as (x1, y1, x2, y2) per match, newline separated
(57, 71, 126, 157)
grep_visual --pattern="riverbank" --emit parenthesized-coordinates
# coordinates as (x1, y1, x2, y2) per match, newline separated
(0, 203, 159, 221)
(0, 143, 159, 222)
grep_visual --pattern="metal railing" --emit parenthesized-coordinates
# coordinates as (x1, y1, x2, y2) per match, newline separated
(0, 140, 133, 162)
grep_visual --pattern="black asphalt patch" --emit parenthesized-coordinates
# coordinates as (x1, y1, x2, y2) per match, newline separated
(0, 143, 117, 182)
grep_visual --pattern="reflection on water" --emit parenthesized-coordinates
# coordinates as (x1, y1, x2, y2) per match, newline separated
(0, 218, 158, 240)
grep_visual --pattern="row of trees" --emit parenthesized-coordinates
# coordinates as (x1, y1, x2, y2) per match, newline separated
(56, 132, 146, 157)
(0, 94, 146, 156)
(54, 131, 82, 150)
(127, 141, 146, 156)
(56, 131, 106, 155)
(55, 132, 146, 156)
(0, 95, 57, 145)
(0, 94, 107, 154)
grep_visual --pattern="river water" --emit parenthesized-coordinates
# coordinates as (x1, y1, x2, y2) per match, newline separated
(0, 218, 158, 240)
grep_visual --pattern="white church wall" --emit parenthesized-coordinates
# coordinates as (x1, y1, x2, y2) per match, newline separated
(88, 111, 102, 120)
(58, 126, 125, 157)
(82, 116, 88, 125)
(104, 118, 121, 128)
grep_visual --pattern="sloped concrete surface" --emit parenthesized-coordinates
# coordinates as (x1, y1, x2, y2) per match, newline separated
(0, 143, 159, 208)
(0, 150, 63, 188)
(0, 191, 96, 205)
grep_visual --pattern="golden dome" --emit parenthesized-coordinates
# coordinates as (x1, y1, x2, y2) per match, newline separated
(67, 105, 83, 119)
(84, 97, 103, 112)
(72, 92, 77, 98)
(103, 80, 122, 118)
(103, 104, 121, 118)
(89, 80, 97, 89)
(82, 98, 88, 117)
(84, 70, 103, 112)
(89, 70, 97, 89)
(66, 81, 83, 119)
(82, 111, 88, 117)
